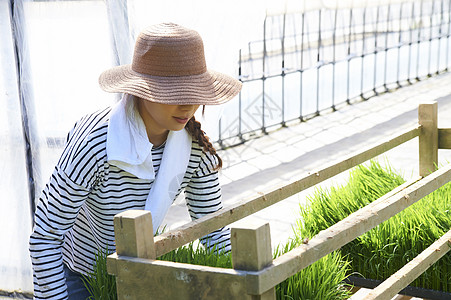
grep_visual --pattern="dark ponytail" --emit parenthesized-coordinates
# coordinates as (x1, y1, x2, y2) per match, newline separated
(185, 116, 222, 170)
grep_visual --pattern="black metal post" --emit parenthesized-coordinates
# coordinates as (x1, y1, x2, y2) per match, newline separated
(332, 8, 338, 110)
(446, 0, 451, 71)
(262, 17, 267, 134)
(415, 0, 424, 80)
(346, 8, 353, 104)
(396, 2, 404, 86)
(281, 13, 286, 127)
(238, 48, 243, 141)
(407, 1, 415, 83)
(373, 5, 381, 95)
(360, 6, 367, 99)
(437, 0, 444, 74)
(383, 4, 391, 91)
(300, 11, 305, 120)
(427, 0, 436, 76)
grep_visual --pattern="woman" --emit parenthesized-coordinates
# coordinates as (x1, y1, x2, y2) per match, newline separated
(29, 23, 242, 299)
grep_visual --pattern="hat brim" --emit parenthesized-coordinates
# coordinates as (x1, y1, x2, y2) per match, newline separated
(99, 65, 242, 105)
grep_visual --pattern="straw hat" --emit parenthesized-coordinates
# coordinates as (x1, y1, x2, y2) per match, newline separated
(99, 23, 242, 105)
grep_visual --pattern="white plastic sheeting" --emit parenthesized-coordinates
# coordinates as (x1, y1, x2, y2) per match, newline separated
(1, 0, 265, 294)
(0, 0, 32, 294)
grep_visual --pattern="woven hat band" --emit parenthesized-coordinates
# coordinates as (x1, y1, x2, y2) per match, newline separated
(131, 25, 207, 77)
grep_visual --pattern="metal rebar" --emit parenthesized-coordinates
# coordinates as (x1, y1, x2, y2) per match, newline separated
(407, 1, 415, 83)
(238, 48, 243, 140)
(437, 0, 444, 73)
(416, 0, 424, 80)
(316, 9, 321, 116)
(360, 6, 367, 98)
(346, 7, 353, 104)
(383, 4, 391, 91)
(300, 11, 305, 120)
(428, 0, 436, 76)
(332, 8, 338, 110)
(219, 0, 451, 145)
(373, 5, 381, 95)
(446, 0, 451, 71)
(262, 17, 267, 134)
(396, 1, 404, 86)
(281, 13, 286, 127)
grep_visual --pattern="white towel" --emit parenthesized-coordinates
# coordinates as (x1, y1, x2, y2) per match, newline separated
(107, 95, 192, 233)
(144, 129, 191, 231)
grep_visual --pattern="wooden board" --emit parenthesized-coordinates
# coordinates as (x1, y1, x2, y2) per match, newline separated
(439, 128, 451, 149)
(154, 126, 421, 257)
(111, 254, 248, 300)
(419, 102, 438, 176)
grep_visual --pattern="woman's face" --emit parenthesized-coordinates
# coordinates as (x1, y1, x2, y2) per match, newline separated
(137, 98, 200, 135)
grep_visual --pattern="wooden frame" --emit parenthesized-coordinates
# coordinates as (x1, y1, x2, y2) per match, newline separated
(108, 101, 451, 299)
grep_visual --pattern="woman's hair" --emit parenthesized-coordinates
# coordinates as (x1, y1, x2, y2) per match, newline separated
(185, 114, 222, 170)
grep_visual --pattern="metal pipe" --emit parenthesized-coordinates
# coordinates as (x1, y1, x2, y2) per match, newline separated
(373, 5, 381, 95)
(396, 1, 404, 86)
(300, 11, 305, 120)
(407, 1, 415, 83)
(360, 6, 367, 98)
(238, 48, 243, 141)
(282, 13, 286, 127)
(416, 0, 424, 80)
(332, 8, 338, 109)
(316, 9, 321, 115)
(262, 16, 267, 133)
(383, 3, 391, 91)
(346, 7, 353, 104)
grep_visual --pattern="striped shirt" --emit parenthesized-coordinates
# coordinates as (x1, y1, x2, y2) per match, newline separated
(29, 107, 230, 299)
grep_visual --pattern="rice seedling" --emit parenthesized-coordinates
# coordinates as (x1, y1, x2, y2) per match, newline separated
(82, 248, 117, 300)
(294, 159, 451, 292)
(273, 240, 352, 300)
(83, 239, 352, 299)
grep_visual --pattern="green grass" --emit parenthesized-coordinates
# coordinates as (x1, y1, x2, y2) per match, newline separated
(295, 160, 451, 292)
(82, 248, 117, 300)
(83, 240, 351, 299)
(157, 241, 352, 300)
(273, 241, 352, 300)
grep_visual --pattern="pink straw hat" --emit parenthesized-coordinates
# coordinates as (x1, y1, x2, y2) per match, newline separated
(99, 23, 242, 105)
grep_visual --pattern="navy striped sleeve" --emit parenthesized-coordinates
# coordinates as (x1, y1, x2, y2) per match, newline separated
(185, 150, 231, 253)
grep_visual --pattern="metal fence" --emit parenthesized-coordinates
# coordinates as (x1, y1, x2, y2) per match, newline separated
(217, 0, 451, 148)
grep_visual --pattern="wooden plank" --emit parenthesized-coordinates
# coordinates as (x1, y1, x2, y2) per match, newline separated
(231, 221, 275, 299)
(110, 254, 248, 300)
(154, 126, 421, 257)
(419, 101, 438, 176)
(358, 229, 451, 300)
(439, 128, 451, 149)
(109, 210, 156, 276)
(244, 163, 451, 295)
